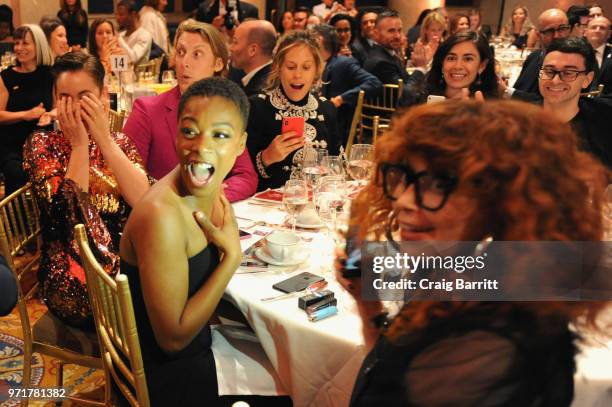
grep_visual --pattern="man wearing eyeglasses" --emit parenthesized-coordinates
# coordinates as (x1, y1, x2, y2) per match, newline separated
(585, 16, 612, 95)
(503, 8, 570, 101)
(539, 37, 612, 168)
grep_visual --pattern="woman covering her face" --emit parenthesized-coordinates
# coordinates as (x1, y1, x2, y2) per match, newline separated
(23, 52, 150, 327)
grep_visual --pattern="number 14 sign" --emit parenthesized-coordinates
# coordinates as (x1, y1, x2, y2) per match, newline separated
(110, 55, 128, 72)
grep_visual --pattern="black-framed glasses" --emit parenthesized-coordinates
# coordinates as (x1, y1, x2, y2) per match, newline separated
(539, 24, 570, 36)
(335, 27, 351, 33)
(538, 68, 588, 82)
(380, 163, 458, 211)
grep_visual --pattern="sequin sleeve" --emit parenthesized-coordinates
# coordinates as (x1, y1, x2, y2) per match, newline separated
(112, 131, 156, 185)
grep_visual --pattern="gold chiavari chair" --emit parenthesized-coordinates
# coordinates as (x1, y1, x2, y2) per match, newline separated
(0, 185, 106, 407)
(581, 83, 605, 98)
(76, 224, 150, 407)
(108, 109, 126, 134)
(135, 57, 163, 83)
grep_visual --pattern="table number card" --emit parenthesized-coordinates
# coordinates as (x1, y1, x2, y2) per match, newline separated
(110, 55, 128, 73)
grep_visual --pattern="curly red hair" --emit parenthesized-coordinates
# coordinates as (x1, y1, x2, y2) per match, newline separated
(350, 100, 610, 338)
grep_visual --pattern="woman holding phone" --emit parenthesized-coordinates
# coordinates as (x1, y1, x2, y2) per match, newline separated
(246, 30, 340, 191)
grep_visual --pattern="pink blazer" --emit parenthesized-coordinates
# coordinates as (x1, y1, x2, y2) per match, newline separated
(122, 86, 258, 202)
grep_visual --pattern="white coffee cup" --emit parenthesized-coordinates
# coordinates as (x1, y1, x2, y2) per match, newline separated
(265, 231, 301, 262)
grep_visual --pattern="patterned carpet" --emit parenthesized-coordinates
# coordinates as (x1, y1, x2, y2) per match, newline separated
(0, 260, 105, 406)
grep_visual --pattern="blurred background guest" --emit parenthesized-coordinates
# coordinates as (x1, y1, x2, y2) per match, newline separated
(312, 0, 336, 21)
(342, 100, 610, 407)
(293, 6, 310, 30)
(351, 7, 379, 66)
(88, 18, 126, 75)
(116, 0, 152, 65)
(57, 0, 88, 51)
(39, 16, 70, 59)
(0, 24, 54, 196)
(307, 14, 322, 29)
(567, 5, 590, 37)
(449, 13, 470, 35)
(139, 0, 170, 55)
(407, 8, 430, 48)
(468, 8, 491, 39)
(500, 5, 534, 49)
(278, 10, 293, 35)
(229, 19, 276, 97)
(329, 13, 357, 58)
(589, 4, 604, 19)
(312, 23, 381, 146)
(23, 52, 149, 327)
(585, 16, 612, 95)
(123, 19, 257, 202)
(413, 11, 446, 65)
(247, 30, 339, 191)
(0, 4, 15, 45)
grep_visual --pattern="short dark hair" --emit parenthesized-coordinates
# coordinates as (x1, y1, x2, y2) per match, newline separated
(294, 6, 310, 17)
(310, 24, 339, 55)
(376, 10, 400, 27)
(178, 77, 250, 129)
(51, 51, 105, 90)
(567, 6, 590, 28)
(0, 5, 14, 34)
(117, 0, 138, 13)
(39, 16, 64, 41)
(546, 36, 597, 73)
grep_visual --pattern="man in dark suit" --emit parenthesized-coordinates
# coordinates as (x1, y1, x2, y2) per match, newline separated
(585, 16, 612, 95)
(503, 8, 570, 101)
(312, 24, 382, 145)
(195, 0, 259, 29)
(363, 10, 426, 105)
(539, 37, 612, 168)
(229, 19, 275, 97)
(352, 7, 380, 66)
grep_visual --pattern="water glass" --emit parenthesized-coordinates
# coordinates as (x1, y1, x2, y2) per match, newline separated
(283, 180, 309, 232)
(347, 144, 373, 185)
(302, 147, 328, 187)
(316, 178, 347, 238)
(162, 70, 176, 85)
(321, 155, 344, 178)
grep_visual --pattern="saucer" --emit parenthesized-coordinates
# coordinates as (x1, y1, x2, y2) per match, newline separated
(254, 248, 309, 266)
(294, 221, 325, 229)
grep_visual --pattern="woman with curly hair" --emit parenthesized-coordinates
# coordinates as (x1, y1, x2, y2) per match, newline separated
(341, 100, 611, 406)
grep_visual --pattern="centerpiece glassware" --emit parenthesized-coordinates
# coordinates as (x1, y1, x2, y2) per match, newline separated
(283, 179, 309, 232)
(347, 144, 373, 185)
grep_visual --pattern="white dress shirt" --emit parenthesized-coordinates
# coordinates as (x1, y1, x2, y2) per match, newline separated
(595, 44, 606, 68)
(139, 5, 170, 54)
(241, 61, 272, 87)
(312, 2, 336, 20)
(119, 27, 153, 65)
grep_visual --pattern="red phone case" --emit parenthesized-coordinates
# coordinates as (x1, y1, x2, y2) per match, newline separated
(281, 117, 305, 138)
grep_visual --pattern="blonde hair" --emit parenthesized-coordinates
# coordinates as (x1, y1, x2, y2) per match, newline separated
(502, 5, 534, 37)
(172, 19, 229, 77)
(266, 30, 323, 91)
(14, 24, 54, 66)
(419, 12, 447, 44)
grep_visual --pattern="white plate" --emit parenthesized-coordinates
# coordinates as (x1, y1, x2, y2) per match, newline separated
(294, 221, 325, 229)
(255, 248, 309, 266)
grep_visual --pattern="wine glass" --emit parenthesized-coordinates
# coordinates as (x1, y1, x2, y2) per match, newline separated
(162, 70, 176, 85)
(316, 178, 347, 239)
(321, 155, 344, 178)
(347, 144, 373, 185)
(283, 180, 309, 232)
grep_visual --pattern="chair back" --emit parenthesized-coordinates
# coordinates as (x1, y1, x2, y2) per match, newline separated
(0, 184, 42, 363)
(135, 57, 163, 83)
(581, 83, 605, 98)
(345, 90, 365, 159)
(359, 79, 403, 143)
(75, 224, 150, 407)
(109, 109, 126, 134)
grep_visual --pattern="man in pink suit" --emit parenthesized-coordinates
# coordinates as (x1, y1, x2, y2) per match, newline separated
(123, 19, 257, 201)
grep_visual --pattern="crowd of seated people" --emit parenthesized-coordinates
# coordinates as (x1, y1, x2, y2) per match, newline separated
(1, 1, 612, 406)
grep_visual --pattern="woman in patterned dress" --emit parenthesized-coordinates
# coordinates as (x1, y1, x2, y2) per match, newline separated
(246, 30, 340, 191)
(23, 52, 150, 327)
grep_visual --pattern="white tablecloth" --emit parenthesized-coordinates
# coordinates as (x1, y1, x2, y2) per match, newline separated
(226, 200, 367, 407)
(227, 199, 612, 407)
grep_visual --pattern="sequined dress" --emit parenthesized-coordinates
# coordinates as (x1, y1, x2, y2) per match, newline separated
(23, 130, 148, 327)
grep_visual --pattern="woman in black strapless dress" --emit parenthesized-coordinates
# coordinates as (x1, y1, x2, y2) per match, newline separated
(119, 77, 249, 406)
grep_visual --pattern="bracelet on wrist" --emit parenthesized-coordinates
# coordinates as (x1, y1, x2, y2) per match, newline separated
(255, 150, 271, 179)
